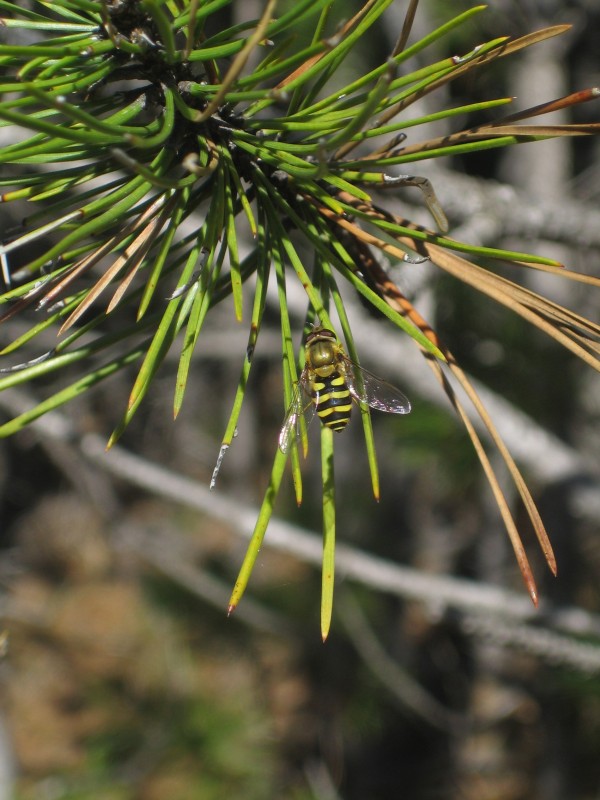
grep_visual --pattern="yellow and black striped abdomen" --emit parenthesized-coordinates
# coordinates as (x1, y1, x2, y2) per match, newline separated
(311, 371, 352, 432)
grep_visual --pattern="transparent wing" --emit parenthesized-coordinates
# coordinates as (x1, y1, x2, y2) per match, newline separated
(278, 372, 314, 454)
(343, 357, 411, 414)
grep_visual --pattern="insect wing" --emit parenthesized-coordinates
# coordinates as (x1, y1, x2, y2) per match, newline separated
(344, 358, 411, 414)
(278, 371, 313, 453)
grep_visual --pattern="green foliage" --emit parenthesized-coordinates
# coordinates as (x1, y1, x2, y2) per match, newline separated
(1, 0, 600, 629)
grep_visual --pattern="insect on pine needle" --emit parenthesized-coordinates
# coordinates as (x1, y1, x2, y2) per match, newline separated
(279, 326, 411, 453)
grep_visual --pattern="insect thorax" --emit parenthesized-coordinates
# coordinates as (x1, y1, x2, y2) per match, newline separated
(307, 340, 338, 374)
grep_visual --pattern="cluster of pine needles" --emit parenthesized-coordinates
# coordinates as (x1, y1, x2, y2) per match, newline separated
(1, 0, 600, 636)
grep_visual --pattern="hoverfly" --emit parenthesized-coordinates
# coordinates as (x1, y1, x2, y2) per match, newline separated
(278, 327, 411, 453)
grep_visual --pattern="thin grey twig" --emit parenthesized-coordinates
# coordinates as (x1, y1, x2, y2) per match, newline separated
(461, 613, 600, 673)
(338, 592, 465, 731)
(118, 522, 293, 638)
(0, 716, 15, 800)
(392, 165, 600, 252)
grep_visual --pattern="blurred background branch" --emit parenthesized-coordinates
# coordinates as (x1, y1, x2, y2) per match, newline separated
(2, 387, 599, 668)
